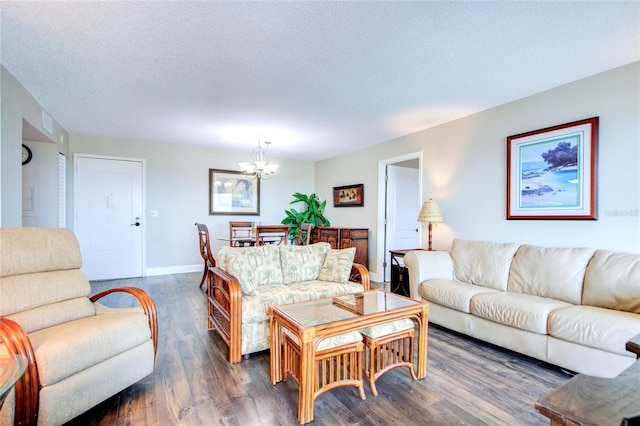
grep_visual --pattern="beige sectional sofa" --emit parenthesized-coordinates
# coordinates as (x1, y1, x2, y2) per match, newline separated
(208, 242, 370, 363)
(404, 239, 640, 378)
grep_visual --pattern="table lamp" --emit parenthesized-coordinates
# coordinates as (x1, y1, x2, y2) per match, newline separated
(417, 198, 444, 250)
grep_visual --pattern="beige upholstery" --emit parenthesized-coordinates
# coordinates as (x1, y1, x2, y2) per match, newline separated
(452, 239, 519, 291)
(405, 238, 640, 378)
(582, 250, 640, 313)
(508, 244, 595, 305)
(0, 227, 157, 426)
(470, 292, 571, 334)
(420, 279, 498, 313)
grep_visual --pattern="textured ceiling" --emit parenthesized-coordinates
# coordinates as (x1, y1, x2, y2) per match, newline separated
(1, 1, 639, 161)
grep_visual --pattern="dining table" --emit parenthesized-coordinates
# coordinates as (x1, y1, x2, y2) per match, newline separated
(218, 224, 289, 246)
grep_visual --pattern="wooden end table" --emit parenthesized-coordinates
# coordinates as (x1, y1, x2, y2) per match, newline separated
(535, 333, 640, 426)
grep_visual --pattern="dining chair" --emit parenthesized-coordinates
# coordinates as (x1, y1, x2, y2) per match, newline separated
(255, 225, 289, 246)
(195, 222, 216, 288)
(229, 221, 254, 247)
(296, 223, 314, 245)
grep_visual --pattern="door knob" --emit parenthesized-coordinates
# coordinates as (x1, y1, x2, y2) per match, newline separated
(131, 217, 141, 227)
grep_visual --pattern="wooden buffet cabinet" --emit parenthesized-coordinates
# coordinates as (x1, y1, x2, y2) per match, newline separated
(311, 227, 369, 268)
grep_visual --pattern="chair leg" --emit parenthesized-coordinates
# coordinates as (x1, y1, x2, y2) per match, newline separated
(199, 264, 207, 288)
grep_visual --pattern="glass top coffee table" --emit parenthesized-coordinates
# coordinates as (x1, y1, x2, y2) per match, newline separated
(0, 355, 28, 410)
(269, 289, 429, 424)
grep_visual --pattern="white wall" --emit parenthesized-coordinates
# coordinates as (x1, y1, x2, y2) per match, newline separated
(69, 135, 315, 274)
(21, 139, 60, 227)
(316, 62, 640, 278)
(1, 66, 69, 226)
(4, 63, 638, 278)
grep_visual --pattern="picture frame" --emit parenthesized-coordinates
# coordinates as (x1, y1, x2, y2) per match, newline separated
(333, 184, 364, 207)
(507, 117, 598, 220)
(209, 169, 260, 215)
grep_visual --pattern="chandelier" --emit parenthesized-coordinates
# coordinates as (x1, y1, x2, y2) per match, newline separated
(238, 137, 279, 180)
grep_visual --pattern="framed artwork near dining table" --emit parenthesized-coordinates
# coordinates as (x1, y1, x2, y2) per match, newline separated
(209, 169, 260, 215)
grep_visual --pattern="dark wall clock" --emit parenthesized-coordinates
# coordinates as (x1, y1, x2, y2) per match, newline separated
(22, 144, 32, 165)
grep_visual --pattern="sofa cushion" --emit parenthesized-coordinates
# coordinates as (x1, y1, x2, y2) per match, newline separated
(360, 318, 414, 338)
(420, 279, 499, 313)
(582, 250, 640, 314)
(241, 280, 364, 325)
(220, 245, 283, 295)
(318, 247, 356, 283)
(548, 305, 640, 356)
(284, 328, 363, 351)
(280, 243, 331, 284)
(27, 312, 152, 386)
(470, 292, 572, 334)
(452, 239, 520, 291)
(508, 244, 595, 305)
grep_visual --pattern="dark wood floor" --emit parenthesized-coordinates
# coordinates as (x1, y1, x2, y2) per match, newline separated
(65, 273, 569, 426)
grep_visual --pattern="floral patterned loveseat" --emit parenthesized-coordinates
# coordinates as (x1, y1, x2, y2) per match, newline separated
(207, 242, 370, 363)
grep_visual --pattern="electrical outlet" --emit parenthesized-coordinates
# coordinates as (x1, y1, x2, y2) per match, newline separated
(150, 210, 159, 217)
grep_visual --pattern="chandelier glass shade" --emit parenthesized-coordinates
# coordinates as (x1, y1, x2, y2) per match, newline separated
(238, 138, 279, 180)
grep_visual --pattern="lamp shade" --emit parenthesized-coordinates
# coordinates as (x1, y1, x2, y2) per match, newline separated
(417, 198, 444, 224)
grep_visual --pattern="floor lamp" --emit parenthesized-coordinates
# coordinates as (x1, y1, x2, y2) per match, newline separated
(417, 198, 444, 251)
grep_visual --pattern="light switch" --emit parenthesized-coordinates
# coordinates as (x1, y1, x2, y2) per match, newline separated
(150, 210, 159, 217)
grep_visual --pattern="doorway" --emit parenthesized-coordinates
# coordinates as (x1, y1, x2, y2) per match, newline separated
(74, 155, 145, 280)
(377, 152, 422, 283)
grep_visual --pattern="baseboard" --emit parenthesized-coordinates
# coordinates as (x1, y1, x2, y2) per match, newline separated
(146, 264, 201, 277)
(368, 270, 382, 283)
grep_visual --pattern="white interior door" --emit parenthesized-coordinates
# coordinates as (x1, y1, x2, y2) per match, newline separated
(74, 155, 144, 280)
(385, 165, 420, 282)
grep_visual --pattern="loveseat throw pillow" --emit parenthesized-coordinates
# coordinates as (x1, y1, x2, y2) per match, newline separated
(318, 247, 356, 283)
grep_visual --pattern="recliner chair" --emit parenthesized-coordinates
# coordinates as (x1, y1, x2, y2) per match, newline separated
(0, 227, 157, 426)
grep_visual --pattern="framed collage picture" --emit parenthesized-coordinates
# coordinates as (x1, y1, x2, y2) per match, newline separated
(333, 184, 364, 207)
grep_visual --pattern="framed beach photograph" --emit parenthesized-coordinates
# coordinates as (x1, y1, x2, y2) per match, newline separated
(333, 184, 364, 207)
(507, 117, 598, 220)
(209, 169, 260, 215)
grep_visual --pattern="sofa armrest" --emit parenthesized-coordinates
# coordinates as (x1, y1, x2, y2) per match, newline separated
(0, 318, 39, 426)
(208, 266, 243, 364)
(350, 263, 370, 291)
(404, 251, 454, 300)
(90, 287, 158, 359)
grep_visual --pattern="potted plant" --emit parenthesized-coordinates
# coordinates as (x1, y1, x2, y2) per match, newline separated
(281, 192, 330, 243)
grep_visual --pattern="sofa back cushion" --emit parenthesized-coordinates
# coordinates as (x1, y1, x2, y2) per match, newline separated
(452, 239, 520, 291)
(508, 244, 595, 304)
(280, 243, 331, 284)
(219, 245, 283, 295)
(582, 250, 640, 313)
(0, 228, 95, 333)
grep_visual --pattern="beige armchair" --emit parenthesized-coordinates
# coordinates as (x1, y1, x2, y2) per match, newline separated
(0, 227, 158, 426)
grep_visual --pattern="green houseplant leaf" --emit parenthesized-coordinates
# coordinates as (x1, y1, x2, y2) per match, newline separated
(281, 193, 330, 242)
